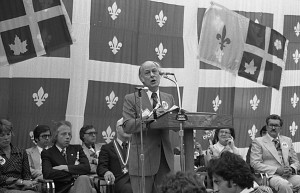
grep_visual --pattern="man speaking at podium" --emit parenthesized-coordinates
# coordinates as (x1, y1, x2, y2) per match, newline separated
(122, 61, 176, 193)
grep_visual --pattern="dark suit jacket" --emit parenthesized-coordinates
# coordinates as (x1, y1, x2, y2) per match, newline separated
(41, 144, 90, 193)
(123, 90, 175, 176)
(97, 141, 131, 193)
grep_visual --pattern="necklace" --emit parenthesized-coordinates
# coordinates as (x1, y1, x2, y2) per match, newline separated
(113, 140, 130, 174)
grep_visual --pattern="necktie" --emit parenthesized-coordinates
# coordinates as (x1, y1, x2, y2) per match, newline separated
(273, 139, 280, 150)
(61, 149, 68, 163)
(122, 142, 128, 159)
(151, 92, 158, 109)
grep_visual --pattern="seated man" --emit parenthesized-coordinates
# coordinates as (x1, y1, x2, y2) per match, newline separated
(97, 118, 133, 193)
(250, 114, 300, 193)
(80, 125, 104, 174)
(41, 120, 96, 193)
(208, 151, 259, 193)
(26, 125, 52, 180)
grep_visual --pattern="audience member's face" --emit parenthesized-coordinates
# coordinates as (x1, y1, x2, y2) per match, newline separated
(218, 128, 231, 145)
(267, 119, 281, 138)
(83, 128, 97, 145)
(0, 129, 12, 148)
(56, 125, 72, 148)
(139, 61, 161, 92)
(213, 174, 236, 193)
(37, 130, 51, 148)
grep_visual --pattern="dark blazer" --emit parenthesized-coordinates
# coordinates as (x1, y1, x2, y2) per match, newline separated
(97, 141, 132, 193)
(41, 144, 90, 193)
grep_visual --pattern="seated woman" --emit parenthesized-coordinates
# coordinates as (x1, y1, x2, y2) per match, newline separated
(207, 128, 239, 160)
(0, 119, 38, 193)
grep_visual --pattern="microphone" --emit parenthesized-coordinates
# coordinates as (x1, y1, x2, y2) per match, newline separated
(159, 71, 174, 76)
(148, 103, 161, 118)
(135, 87, 149, 91)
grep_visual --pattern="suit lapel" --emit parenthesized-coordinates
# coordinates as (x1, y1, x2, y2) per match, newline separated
(262, 136, 282, 164)
(53, 146, 68, 164)
(32, 146, 41, 169)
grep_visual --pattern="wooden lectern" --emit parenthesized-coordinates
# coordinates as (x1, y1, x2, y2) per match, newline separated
(149, 108, 233, 171)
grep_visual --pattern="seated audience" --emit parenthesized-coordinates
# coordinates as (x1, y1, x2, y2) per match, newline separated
(80, 125, 103, 174)
(159, 171, 207, 193)
(0, 119, 38, 192)
(97, 118, 132, 193)
(208, 151, 257, 193)
(26, 125, 52, 180)
(41, 120, 96, 193)
(250, 114, 300, 193)
(207, 128, 239, 160)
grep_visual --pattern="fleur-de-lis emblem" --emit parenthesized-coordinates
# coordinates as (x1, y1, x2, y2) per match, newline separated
(274, 39, 282, 50)
(292, 49, 300, 64)
(212, 95, 222, 112)
(108, 36, 122, 55)
(294, 22, 300, 37)
(102, 126, 115, 143)
(155, 10, 167, 27)
(248, 125, 257, 140)
(250, 94, 260, 110)
(289, 121, 298, 136)
(202, 130, 215, 140)
(155, 43, 167, 60)
(32, 87, 48, 107)
(105, 91, 118, 109)
(291, 92, 299, 108)
(108, 2, 121, 20)
(216, 25, 231, 50)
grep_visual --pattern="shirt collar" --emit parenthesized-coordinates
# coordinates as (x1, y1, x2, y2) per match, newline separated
(56, 145, 64, 152)
(240, 188, 254, 193)
(37, 145, 43, 154)
(266, 133, 279, 141)
(146, 89, 160, 101)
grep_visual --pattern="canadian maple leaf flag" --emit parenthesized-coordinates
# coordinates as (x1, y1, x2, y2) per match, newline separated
(198, 2, 288, 90)
(0, 0, 73, 65)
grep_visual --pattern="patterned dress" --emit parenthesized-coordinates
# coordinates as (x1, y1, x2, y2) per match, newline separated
(0, 144, 33, 193)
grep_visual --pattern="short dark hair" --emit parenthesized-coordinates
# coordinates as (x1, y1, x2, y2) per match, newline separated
(160, 171, 207, 193)
(33, 125, 51, 143)
(212, 128, 235, 144)
(79, 125, 94, 141)
(266, 114, 283, 127)
(208, 151, 254, 189)
(259, 125, 267, 137)
(0, 119, 13, 134)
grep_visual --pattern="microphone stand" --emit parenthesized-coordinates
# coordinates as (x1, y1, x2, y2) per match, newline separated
(162, 74, 187, 172)
(136, 88, 146, 193)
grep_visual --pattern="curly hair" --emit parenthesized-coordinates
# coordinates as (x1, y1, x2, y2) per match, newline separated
(208, 151, 254, 189)
(159, 171, 207, 193)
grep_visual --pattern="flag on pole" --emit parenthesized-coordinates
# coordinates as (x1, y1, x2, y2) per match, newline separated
(198, 2, 288, 90)
(0, 0, 73, 65)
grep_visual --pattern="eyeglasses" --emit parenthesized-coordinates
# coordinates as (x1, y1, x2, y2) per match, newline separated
(268, 125, 281, 129)
(85, 132, 97, 136)
(40, 134, 51, 139)
(219, 130, 231, 135)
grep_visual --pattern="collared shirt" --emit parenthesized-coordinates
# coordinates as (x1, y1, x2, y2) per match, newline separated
(266, 133, 278, 142)
(116, 138, 128, 149)
(37, 145, 43, 154)
(146, 89, 160, 106)
(56, 145, 64, 153)
(214, 142, 226, 153)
